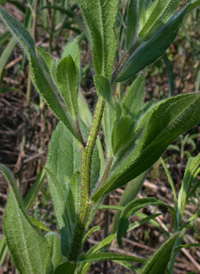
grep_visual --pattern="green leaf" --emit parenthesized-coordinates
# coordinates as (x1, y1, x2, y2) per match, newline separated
(186, 0, 200, 13)
(78, 252, 145, 264)
(121, 74, 145, 117)
(126, 0, 139, 49)
(54, 262, 76, 274)
(82, 226, 101, 245)
(174, 243, 200, 252)
(94, 75, 112, 105)
(45, 167, 73, 257)
(139, 0, 181, 40)
(117, 197, 176, 245)
(127, 214, 161, 233)
(0, 236, 8, 268)
(24, 169, 46, 211)
(77, 0, 119, 79)
(68, 171, 81, 226)
(0, 7, 80, 141)
(56, 56, 79, 120)
(111, 114, 136, 155)
(102, 102, 116, 157)
(116, 6, 187, 82)
(62, 37, 80, 72)
(47, 122, 81, 185)
(0, 37, 17, 80)
(178, 152, 200, 217)
(92, 93, 200, 201)
(140, 233, 180, 274)
(46, 232, 63, 273)
(37, 47, 55, 76)
(1, 165, 50, 274)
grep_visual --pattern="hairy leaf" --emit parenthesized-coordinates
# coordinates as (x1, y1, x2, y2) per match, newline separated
(56, 56, 79, 120)
(77, 0, 119, 79)
(126, 0, 139, 49)
(116, 6, 187, 82)
(54, 262, 76, 274)
(92, 93, 200, 201)
(140, 233, 180, 274)
(1, 165, 50, 274)
(46, 232, 63, 273)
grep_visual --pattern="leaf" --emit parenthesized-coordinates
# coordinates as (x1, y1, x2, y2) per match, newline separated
(0, 236, 8, 268)
(139, 0, 181, 40)
(82, 226, 101, 245)
(46, 232, 63, 273)
(126, 0, 139, 49)
(54, 262, 77, 274)
(127, 214, 161, 233)
(0, 37, 16, 80)
(37, 47, 55, 76)
(45, 168, 73, 257)
(102, 102, 116, 157)
(112, 171, 148, 233)
(92, 93, 200, 201)
(186, 0, 200, 13)
(47, 122, 81, 185)
(68, 172, 81, 226)
(140, 233, 180, 274)
(117, 197, 176, 245)
(78, 252, 145, 264)
(178, 152, 200, 217)
(62, 37, 80, 71)
(56, 56, 79, 120)
(174, 243, 200, 252)
(77, 0, 119, 79)
(1, 165, 50, 274)
(24, 169, 46, 211)
(0, 7, 80, 141)
(121, 74, 145, 117)
(116, 6, 187, 82)
(94, 75, 112, 105)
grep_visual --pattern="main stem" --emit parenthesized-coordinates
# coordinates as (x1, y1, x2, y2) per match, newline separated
(69, 96, 105, 261)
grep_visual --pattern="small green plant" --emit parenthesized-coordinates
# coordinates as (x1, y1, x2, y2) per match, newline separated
(1, 0, 200, 273)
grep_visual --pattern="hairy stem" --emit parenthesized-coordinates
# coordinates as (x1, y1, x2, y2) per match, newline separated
(69, 96, 105, 261)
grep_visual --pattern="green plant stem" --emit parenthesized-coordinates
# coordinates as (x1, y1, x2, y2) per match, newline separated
(69, 96, 105, 261)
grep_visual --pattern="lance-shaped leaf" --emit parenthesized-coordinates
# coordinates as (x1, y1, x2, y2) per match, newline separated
(140, 233, 180, 274)
(46, 232, 64, 273)
(47, 122, 81, 185)
(116, 6, 187, 82)
(0, 7, 80, 141)
(92, 92, 200, 201)
(121, 74, 145, 116)
(126, 0, 140, 49)
(117, 197, 176, 246)
(78, 252, 145, 264)
(178, 152, 200, 217)
(56, 56, 79, 120)
(139, 0, 181, 40)
(77, 0, 119, 79)
(62, 37, 80, 72)
(1, 164, 50, 274)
